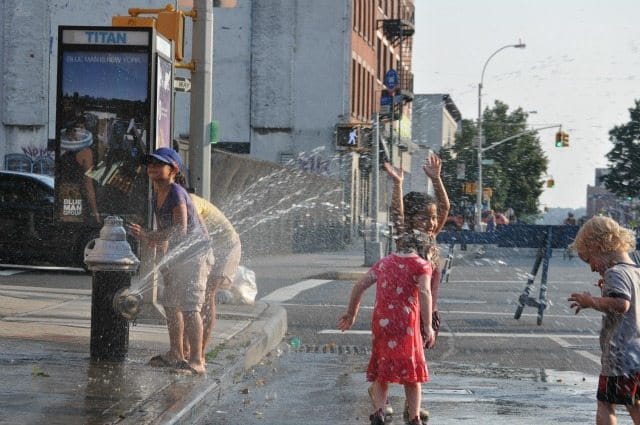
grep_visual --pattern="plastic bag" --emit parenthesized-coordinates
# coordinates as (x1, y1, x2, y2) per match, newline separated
(228, 265, 257, 305)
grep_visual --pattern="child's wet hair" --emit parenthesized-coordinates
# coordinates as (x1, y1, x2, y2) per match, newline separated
(570, 216, 636, 258)
(397, 231, 427, 253)
(403, 191, 436, 217)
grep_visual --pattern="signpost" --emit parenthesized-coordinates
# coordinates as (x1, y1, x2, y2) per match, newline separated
(174, 76, 191, 92)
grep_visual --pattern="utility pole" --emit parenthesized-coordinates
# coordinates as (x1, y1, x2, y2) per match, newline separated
(365, 113, 383, 266)
(188, 0, 213, 200)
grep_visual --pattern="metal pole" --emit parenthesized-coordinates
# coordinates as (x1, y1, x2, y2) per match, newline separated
(475, 42, 526, 229)
(476, 81, 483, 229)
(372, 113, 380, 243)
(364, 113, 383, 266)
(188, 0, 213, 200)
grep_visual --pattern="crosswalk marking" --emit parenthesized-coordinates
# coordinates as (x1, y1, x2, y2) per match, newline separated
(261, 279, 332, 303)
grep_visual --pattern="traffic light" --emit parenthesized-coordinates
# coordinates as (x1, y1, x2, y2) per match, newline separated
(112, 7, 185, 61)
(547, 178, 555, 188)
(555, 131, 569, 147)
(463, 182, 477, 195)
(112, 15, 155, 28)
(555, 131, 563, 147)
(336, 125, 361, 149)
(157, 10, 185, 61)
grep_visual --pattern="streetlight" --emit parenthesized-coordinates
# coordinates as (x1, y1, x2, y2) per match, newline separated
(476, 41, 526, 229)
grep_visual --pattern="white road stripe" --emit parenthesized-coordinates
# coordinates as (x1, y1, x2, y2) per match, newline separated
(261, 279, 332, 303)
(450, 280, 589, 285)
(549, 335, 601, 365)
(278, 302, 594, 320)
(271, 278, 601, 365)
(320, 329, 599, 339)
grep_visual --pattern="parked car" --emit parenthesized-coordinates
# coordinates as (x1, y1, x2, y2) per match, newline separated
(0, 171, 100, 269)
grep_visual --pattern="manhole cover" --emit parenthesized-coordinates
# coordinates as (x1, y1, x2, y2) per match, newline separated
(295, 344, 370, 355)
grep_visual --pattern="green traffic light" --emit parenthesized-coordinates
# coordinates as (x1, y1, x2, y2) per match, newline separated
(555, 141, 563, 147)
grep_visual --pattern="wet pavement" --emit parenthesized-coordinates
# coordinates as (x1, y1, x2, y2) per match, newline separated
(0, 274, 286, 425)
(0, 243, 630, 424)
(196, 348, 607, 425)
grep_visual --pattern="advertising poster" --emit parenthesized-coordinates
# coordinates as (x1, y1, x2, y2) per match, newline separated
(156, 56, 172, 149)
(57, 48, 150, 224)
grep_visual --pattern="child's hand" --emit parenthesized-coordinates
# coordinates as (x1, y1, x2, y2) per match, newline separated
(568, 291, 593, 314)
(383, 162, 403, 184)
(425, 244, 439, 261)
(422, 153, 442, 179)
(127, 223, 144, 240)
(423, 326, 436, 349)
(337, 313, 355, 331)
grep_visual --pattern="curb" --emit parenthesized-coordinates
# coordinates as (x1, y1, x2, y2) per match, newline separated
(136, 301, 288, 425)
(311, 270, 368, 281)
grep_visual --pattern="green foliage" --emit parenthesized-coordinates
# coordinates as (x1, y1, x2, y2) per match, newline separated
(440, 101, 549, 218)
(602, 99, 640, 198)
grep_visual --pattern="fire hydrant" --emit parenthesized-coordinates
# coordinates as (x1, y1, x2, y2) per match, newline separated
(84, 216, 140, 361)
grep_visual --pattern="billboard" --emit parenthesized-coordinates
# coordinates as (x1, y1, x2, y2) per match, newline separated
(55, 27, 172, 226)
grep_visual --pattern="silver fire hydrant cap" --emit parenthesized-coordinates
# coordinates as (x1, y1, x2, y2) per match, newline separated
(84, 216, 140, 271)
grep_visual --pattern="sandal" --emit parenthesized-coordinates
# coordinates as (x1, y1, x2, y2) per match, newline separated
(148, 355, 175, 368)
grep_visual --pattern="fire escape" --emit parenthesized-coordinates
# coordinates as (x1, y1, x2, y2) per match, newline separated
(382, 24, 414, 104)
(380, 3, 415, 108)
(377, 1, 415, 159)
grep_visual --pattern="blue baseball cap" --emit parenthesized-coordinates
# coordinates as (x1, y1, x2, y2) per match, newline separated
(144, 147, 183, 171)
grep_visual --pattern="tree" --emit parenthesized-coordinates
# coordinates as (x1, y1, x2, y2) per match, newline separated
(440, 101, 548, 222)
(601, 99, 640, 198)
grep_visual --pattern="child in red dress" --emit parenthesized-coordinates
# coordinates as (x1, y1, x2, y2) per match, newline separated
(338, 234, 435, 425)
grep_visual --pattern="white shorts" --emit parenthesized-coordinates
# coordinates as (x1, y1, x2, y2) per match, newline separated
(160, 251, 212, 312)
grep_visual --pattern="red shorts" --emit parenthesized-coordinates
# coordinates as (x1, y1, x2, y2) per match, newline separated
(597, 373, 640, 405)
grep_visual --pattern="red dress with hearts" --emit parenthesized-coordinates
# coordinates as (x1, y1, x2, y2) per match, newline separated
(366, 252, 432, 384)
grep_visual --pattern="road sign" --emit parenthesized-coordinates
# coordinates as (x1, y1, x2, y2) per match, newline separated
(384, 69, 398, 90)
(174, 76, 191, 92)
(481, 159, 495, 166)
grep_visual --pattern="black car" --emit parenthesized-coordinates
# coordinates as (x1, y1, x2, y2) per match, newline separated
(0, 171, 100, 269)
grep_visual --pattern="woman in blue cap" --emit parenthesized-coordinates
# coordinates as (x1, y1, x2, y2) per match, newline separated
(129, 147, 212, 375)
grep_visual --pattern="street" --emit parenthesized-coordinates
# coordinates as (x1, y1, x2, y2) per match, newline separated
(197, 247, 631, 425)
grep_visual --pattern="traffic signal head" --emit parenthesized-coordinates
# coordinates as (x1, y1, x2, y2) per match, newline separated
(336, 125, 361, 149)
(547, 178, 555, 188)
(157, 10, 185, 61)
(555, 131, 569, 147)
(555, 131, 563, 147)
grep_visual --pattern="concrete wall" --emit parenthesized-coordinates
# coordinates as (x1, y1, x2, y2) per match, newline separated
(213, 0, 350, 173)
(1, 0, 49, 164)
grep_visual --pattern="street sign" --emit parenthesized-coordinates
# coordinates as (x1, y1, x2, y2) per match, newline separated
(384, 69, 398, 90)
(174, 76, 191, 92)
(481, 159, 495, 166)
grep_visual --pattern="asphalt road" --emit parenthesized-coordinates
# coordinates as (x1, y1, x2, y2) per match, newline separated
(196, 249, 622, 424)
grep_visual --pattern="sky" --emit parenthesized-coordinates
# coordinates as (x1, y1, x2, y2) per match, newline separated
(412, 0, 640, 209)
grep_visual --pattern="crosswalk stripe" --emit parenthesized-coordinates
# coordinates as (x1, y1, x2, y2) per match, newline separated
(261, 279, 332, 303)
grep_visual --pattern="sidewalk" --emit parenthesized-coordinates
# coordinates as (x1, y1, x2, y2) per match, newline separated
(0, 278, 287, 425)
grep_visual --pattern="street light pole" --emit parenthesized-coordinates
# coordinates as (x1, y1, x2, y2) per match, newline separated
(476, 42, 526, 229)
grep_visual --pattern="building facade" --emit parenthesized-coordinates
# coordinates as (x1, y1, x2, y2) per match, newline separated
(212, 0, 415, 236)
(1, 0, 416, 243)
(408, 93, 461, 194)
(586, 168, 636, 225)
